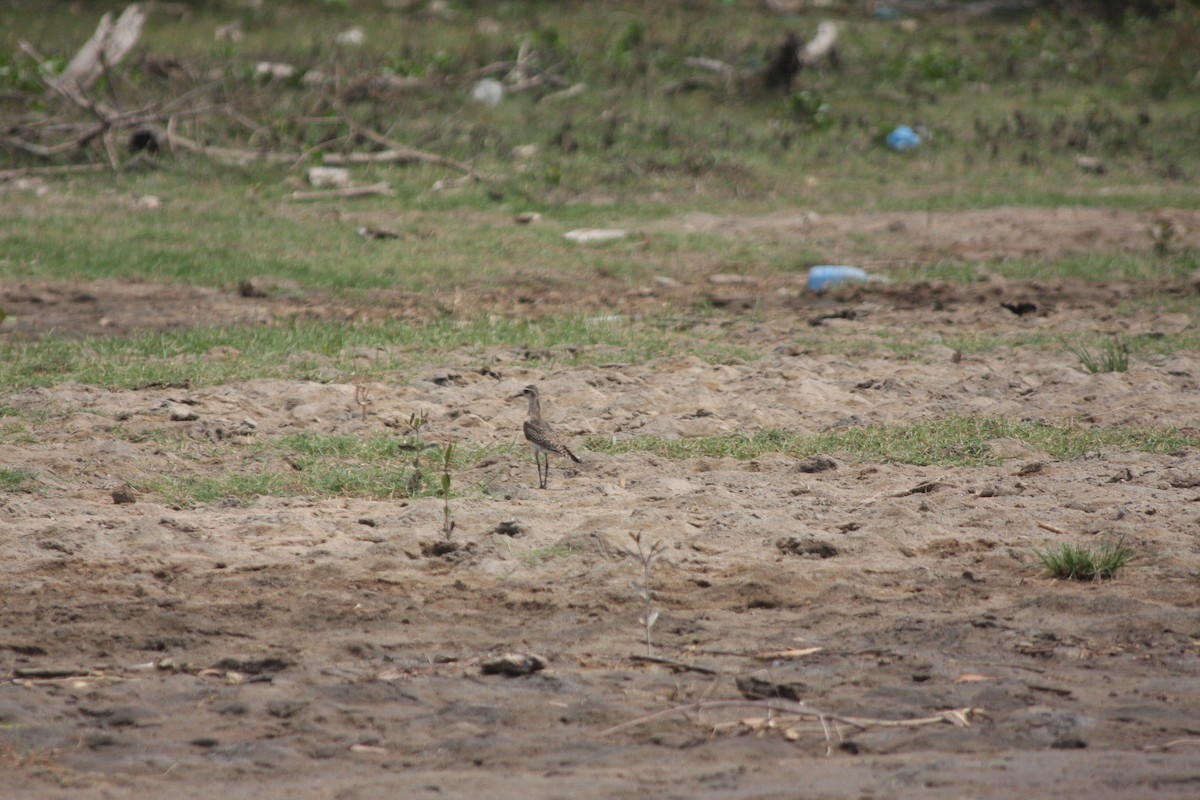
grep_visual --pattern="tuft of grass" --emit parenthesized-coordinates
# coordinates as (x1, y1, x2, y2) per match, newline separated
(522, 543, 582, 568)
(1065, 335, 1129, 373)
(0, 467, 36, 492)
(1033, 536, 1133, 581)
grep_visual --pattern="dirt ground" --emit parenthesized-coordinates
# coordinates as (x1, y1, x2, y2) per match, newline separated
(3, 207, 1200, 798)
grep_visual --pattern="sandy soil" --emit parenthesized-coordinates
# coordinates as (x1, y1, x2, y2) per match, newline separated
(2, 207, 1200, 799)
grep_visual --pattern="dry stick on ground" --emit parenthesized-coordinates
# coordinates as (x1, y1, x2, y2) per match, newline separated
(166, 130, 300, 166)
(628, 654, 718, 675)
(322, 141, 487, 181)
(1143, 738, 1200, 752)
(0, 162, 111, 181)
(59, 3, 146, 93)
(326, 69, 488, 182)
(288, 182, 394, 201)
(1036, 520, 1071, 535)
(600, 698, 982, 756)
(353, 377, 373, 422)
(629, 532, 667, 657)
(17, 40, 203, 170)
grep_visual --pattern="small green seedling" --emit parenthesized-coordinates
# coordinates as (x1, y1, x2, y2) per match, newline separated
(629, 532, 668, 656)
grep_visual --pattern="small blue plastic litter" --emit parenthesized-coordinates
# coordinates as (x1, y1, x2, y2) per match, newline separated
(807, 265, 869, 292)
(886, 125, 921, 151)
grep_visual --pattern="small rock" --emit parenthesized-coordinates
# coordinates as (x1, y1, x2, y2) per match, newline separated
(168, 405, 199, 422)
(215, 22, 242, 43)
(708, 273, 757, 286)
(308, 167, 350, 188)
(776, 536, 839, 559)
(267, 700, 307, 719)
(563, 228, 627, 244)
(1076, 156, 1105, 174)
(111, 487, 136, 505)
(794, 454, 837, 473)
(1051, 736, 1088, 749)
(471, 78, 504, 107)
(481, 652, 546, 676)
(492, 520, 523, 537)
(513, 211, 542, 225)
(355, 226, 403, 240)
(255, 62, 296, 80)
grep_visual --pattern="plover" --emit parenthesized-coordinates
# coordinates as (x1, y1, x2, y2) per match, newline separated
(516, 384, 581, 489)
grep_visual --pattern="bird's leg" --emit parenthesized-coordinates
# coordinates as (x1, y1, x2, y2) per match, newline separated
(538, 451, 548, 489)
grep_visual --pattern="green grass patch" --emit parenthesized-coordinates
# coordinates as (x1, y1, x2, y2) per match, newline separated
(589, 417, 1199, 467)
(0, 316, 751, 391)
(894, 250, 1200, 285)
(140, 432, 506, 506)
(522, 542, 583, 568)
(1033, 536, 1133, 581)
(0, 467, 37, 493)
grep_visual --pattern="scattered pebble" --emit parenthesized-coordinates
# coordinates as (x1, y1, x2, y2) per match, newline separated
(563, 228, 627, 244)
(308, 167, 350, 188)
(168, 404, 199, 422)
(481, 652, 546, 676)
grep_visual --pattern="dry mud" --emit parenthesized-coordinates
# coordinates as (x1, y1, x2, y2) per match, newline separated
(2, 207, 1200, 798)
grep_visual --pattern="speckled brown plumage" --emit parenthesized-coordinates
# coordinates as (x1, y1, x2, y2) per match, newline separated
(516, 385, 580, 489)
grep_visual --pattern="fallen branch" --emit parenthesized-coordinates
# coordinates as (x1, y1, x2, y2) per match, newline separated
(0, 162, 110, 182)
(683, 57, 739, 77)
(1143, 737, 1200, 752)
(629, 654, 719, 675)
(799, 21, 839, 67)
(600, 698, 982, 754)
(323, 144, 487, 181)
(1036, 520, 1071, 535)
(168, 130, 299, 166)
(288, 181, 394, 201)
(61, 3, 146, 92)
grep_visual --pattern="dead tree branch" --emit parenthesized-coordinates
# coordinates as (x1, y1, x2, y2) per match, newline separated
(288, 181, 394, 201)
(600, 698, 982, 755)
(60, 4, 146, 92)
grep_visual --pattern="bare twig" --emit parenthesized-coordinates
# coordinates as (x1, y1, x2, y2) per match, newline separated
(1036, 520, 1071, 535)
(628, 654, 718, 675)
(0, 162, 110, 181)
(288, 181, 394, 201)
(683, 57, 739, 77)
(322, 145, 482, 179)
(600, 698, 983, 743)
(168, 131, 300, 166)
(1142, 738, 1200, 752)
(799, 21, 839, 67)
(629, 532, 667, 657)
(353, 377, 373, 422)
(61, 3, 146, 92)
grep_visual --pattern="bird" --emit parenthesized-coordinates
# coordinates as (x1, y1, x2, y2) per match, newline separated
(515, 384, 581, 489)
